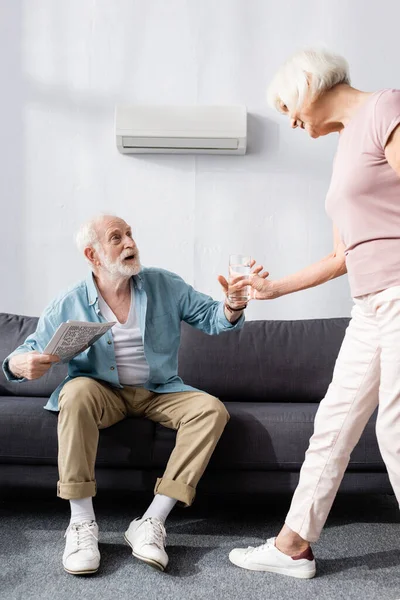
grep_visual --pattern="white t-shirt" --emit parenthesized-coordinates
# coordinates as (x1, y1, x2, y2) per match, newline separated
(97, 282, 150, 386)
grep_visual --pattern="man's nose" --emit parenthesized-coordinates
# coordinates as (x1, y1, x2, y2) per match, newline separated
(123, 235, 135, 245)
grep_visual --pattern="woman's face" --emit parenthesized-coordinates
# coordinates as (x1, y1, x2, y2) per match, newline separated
(281, 92, 334, 139)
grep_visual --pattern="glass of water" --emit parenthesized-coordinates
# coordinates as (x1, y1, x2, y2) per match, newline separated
(228, 254, 251, 304)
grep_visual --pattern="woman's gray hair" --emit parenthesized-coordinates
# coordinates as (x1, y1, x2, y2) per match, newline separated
(267, 48, 351, 114)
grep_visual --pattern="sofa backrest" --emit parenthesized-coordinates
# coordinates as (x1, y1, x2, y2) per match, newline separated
(178, 318, 349, 402)
(0, 312, 349, 402)
(0, 313, 68, 397)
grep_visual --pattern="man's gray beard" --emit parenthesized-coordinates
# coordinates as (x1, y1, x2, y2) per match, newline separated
(100, 251, 141, 278)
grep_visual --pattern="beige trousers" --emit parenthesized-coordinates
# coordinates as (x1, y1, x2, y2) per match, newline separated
(57, 377, 229, 506)
(286, 286, 400, 542)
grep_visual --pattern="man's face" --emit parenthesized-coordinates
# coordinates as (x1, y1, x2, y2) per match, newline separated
(94, 217, 141, 278)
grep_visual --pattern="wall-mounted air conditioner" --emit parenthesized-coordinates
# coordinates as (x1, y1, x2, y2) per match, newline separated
(115, 105, 247, 155)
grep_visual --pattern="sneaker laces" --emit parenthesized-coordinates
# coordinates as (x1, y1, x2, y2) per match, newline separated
(143, 518, 167, 548)
(65, 521, 98, 550)
(244, 538, 274, 555)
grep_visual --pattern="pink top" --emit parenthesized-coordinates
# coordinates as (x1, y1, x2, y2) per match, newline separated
(325, 89, 400, 297)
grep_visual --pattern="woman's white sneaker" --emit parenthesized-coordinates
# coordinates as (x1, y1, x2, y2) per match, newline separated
(62, 520, 100, 575)
(124, 517, 168, 571)
(229, 537, 316, 579)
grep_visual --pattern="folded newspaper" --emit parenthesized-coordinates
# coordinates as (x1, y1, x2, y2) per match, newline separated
(43, 320, 116, 361)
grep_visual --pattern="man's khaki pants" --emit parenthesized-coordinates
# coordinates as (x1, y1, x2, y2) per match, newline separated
(57, 377, 229, 506)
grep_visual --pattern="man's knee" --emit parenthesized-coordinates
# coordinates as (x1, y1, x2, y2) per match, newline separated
(199, 394, 230, 426)
(59, 377, 101, 415)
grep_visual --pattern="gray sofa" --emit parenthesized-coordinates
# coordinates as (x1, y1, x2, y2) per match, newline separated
(0, 312, 391, 498)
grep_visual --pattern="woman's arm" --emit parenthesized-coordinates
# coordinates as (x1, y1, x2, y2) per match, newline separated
(243, 224, 347, 300)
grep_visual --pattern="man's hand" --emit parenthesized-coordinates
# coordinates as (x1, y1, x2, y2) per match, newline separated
(8, 351, 60, 380)
(218, 260, 270, 306)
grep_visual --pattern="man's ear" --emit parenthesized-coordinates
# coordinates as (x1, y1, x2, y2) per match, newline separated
(84, 246, 100, 267)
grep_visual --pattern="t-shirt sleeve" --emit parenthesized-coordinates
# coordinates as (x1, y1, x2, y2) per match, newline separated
(374, 89, 400, 149)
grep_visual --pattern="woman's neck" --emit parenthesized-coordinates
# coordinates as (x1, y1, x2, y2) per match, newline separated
(322, 84, 373, 130)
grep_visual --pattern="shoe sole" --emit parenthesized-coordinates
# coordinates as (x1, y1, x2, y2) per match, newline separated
(124, 534, 166, 572)
(63, 566, 99, 576)
(229, 556, 316, 579)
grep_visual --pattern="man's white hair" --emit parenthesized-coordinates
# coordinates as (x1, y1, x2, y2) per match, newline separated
(267, 48, 351, 114)
(75, 213, 116, 266)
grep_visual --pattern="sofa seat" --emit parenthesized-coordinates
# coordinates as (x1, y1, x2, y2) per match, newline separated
(0, 396, 155, 468)
(0, 397, 384, 472)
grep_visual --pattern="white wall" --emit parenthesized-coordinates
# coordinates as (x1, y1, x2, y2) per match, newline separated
(1, 0, 400, 320)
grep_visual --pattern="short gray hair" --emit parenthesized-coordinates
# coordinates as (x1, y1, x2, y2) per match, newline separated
(75, 219, 99, 256)
(75, 213, 116, 265)
(267, 48, 351, 114)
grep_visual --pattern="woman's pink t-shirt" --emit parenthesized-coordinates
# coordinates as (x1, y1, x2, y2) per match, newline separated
(325, 89, 400, 297)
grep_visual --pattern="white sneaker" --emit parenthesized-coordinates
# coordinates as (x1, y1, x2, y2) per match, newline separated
(229, 537, 316, 579)
(124, 517, 168, 571)
(62, 520, 100, 575)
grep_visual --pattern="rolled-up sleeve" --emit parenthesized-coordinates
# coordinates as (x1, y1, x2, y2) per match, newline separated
(215, 300, 245, 331)
(169, 272, 245, 335)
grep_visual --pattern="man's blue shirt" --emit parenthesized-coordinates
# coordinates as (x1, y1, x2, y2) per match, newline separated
(2, 268, 244, 411)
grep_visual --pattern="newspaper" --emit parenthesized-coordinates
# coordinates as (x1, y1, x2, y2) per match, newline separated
(43, 320, 116, 361)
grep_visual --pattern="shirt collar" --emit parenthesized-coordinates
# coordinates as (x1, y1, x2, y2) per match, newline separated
(85, 271, 144, 306)
(135, 270, 144, 290)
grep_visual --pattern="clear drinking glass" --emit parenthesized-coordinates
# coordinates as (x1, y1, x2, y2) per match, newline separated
(228, 254, 251, 304)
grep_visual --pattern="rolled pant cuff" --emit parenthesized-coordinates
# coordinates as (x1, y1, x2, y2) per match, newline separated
(57, 480, 96, 500)
(154, 477, 196, 507)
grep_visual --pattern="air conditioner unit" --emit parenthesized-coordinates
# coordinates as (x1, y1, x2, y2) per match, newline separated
(115, 105, 247, 155)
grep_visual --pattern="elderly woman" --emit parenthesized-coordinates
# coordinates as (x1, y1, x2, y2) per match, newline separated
(228, 48, 400, 579)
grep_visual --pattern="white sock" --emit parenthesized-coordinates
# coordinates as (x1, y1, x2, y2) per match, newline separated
(69, 497, 96, 525)
(142, 494, 177, 524)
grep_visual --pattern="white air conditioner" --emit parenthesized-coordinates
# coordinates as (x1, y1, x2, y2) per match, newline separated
(115, 105, 247, 155)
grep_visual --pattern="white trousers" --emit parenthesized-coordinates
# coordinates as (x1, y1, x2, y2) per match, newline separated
(285, 286, 400, 542)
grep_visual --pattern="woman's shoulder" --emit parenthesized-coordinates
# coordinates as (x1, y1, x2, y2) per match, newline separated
(372, 89, 400, 149)
(373, 89, 400, 111)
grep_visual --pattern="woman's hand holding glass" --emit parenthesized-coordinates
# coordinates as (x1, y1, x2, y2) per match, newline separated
(218, 259, 270, 307)
(238, 268, 278, 300)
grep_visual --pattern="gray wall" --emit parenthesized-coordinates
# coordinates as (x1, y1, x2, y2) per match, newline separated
(1, 0, 399, 319)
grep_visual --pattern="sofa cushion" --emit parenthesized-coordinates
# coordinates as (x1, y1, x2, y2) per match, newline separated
(0, 396, 384, 472)
(0, 396, 155, 467)
(178, 319, 350, 402)
(153, 401, 384, 471)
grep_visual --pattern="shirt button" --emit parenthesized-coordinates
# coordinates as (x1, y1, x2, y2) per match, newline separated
(107, 340, 112, 345)
(110, 366, 115, 371)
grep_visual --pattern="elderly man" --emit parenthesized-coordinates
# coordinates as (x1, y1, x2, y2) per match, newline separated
(3, 214, 265, 576)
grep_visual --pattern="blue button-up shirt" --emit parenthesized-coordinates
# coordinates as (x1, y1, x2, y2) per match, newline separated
(2, 268, 244, 411)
